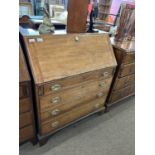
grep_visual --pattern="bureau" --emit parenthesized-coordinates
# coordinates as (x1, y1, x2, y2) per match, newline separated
(19, 45, 37, 145)
(22, 33, 117, 146)
(106, 38, 135, 107)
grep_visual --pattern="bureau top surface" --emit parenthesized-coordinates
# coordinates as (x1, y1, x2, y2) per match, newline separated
(24, 33, 117, 84)
(111, 37, 135, 52)
(19, 45, 30, 82)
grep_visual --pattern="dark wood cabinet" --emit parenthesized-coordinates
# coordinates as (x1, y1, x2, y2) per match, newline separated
(106, 38, 135, 107)
(19, 45, 37, 145)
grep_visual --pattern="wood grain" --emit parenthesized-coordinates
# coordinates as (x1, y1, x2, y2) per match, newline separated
(109, 84, 135, 103)
(40, 78, 112, 113)
(19, 44, 36, 145)
(24, 34, 117, 84)
(42, 67, 114, 96)
(122, 52, 135, 64)
(19, 45, 30, 83)
(19, 98, 31, 114)
(19, 111, 33, 128)
(113, 74, 135, 90)
(119, 63, 135, 77)
(41, 97, 105, 135)
(19, 125, 34, 143)
(67, 0, 89, 33)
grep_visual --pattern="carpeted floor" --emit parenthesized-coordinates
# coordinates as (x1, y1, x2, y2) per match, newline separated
(20, 96, 135, 155)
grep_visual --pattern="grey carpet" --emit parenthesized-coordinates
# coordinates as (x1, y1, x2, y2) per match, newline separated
(20, 96, 135, 155)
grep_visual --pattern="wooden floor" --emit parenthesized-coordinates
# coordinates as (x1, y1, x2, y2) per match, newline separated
(20, 96, 135, 155)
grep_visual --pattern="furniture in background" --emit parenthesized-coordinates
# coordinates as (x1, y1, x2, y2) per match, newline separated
(67, 0, 89, 33)
(106, 38, 135, 108)
(28, 15, 66, 30)
(21, 32, 117, 146)
(115, 2, 135, 41)
(19, 45, 37, 145)
(49, 4, 65, 18)
(19, 2, 33, 16)
(98, 0, 112, 22)
(35, 0, 65, 15)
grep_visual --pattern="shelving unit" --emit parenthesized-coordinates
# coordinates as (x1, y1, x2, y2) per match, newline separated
(98, 0, 112, 22)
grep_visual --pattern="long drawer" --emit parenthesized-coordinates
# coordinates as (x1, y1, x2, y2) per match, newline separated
(19, 125, 34, 143)
(109, 84, 135, 104)
(40, 92, 107, 122)
(119, 63, 135, 77)
(19, 111, 33, 128)
(39, 77, 112, 112)
(41, 68, 114, 96)
(41, 97, 105, 135)
(19, 98, 31, 114)
(113, 74, 135, 90)
(19, 84, 30, 99)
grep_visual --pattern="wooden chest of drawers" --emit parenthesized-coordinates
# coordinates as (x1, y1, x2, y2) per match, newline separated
(19, 45, 36, 145)
(106, 38, 135, 107)
(22, 33, 117, 145)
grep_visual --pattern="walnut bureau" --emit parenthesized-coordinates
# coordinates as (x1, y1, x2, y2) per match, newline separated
(106, 38, 135, 107)
(19, 45, 37, 145)
(22, 33, 117, 146)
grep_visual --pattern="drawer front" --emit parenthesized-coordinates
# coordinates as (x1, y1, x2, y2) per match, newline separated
(109, 85, 135, 104)
(122, 52, 135, 64)
(19, 125, 34, 143)
(39, 77, 112, 113)
(113, 74, 135, 90)
(19, 84, 30, 99)
(19, 98, 31, 114)
(42, 68, 114, 96)
(40, 91, 106, 121)
(119, 63, 135, 77)
(19, 111, 33, 128)
(41, 97, 105, 135)
(19, 86, 25, 99)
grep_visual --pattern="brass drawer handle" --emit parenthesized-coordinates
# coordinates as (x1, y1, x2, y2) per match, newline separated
(75, 36, 79, 42)
(51, 121, 59, 128)
(50, 109, 60, 116)
(102, 72, 109, 77)
(99, 81, 105, 87)
(97, 92, 104, 97)
(51, 96, 61, 104)
(94, 103, 100, 109)
(51, 84, 61, 92)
